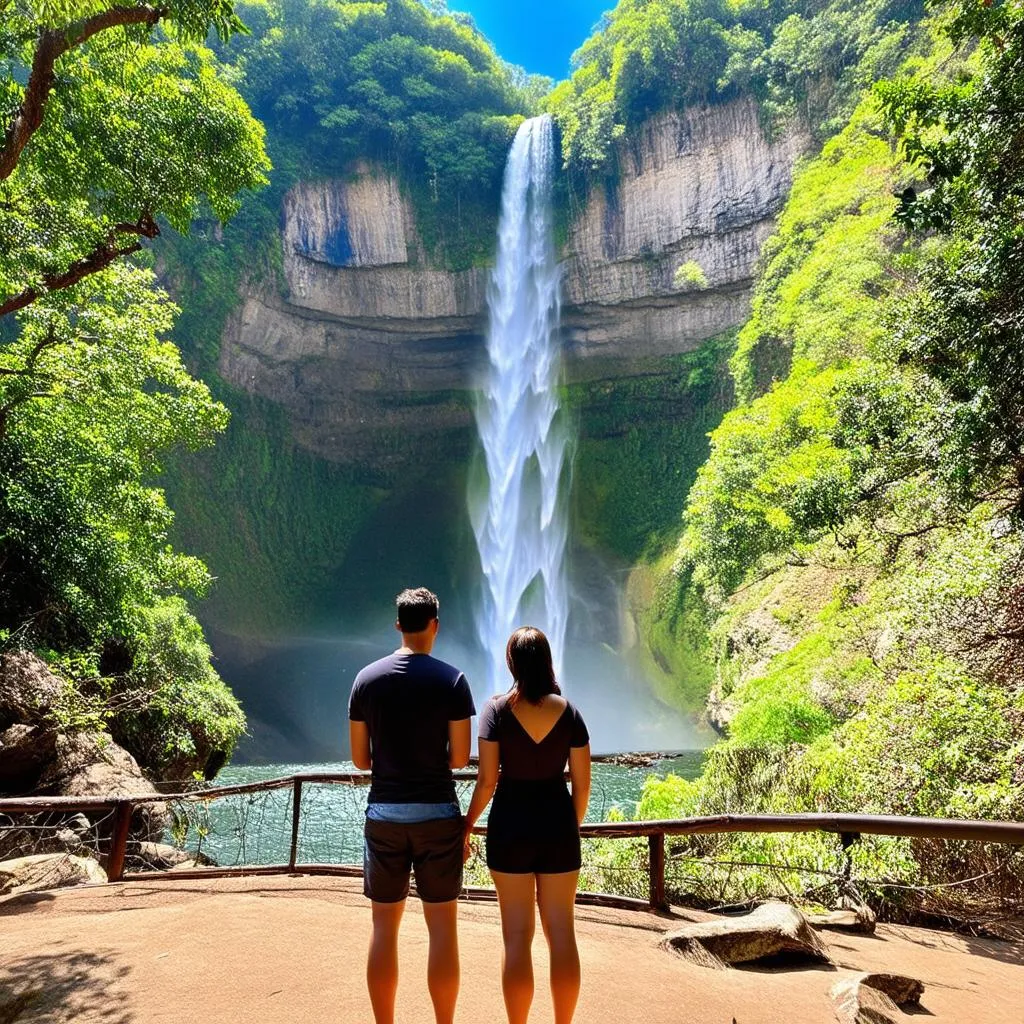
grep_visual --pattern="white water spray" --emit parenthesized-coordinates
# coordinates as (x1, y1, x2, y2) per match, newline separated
(470, 114, 570, 693)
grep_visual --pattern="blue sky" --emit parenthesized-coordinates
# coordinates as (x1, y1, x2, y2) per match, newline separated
(449, 1, 611, 80)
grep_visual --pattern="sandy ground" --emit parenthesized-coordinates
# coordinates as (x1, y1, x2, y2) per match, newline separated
(1, 876, 1022, 1023)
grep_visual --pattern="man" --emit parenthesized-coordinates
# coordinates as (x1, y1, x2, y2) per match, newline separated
(348, 587, 475, 1024)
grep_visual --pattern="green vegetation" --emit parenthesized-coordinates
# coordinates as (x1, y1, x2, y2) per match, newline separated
(0, 0, 268, 778)
(673, 261, 709, 291)
(163, 387, 386, 635)
(568, 334, 735, 563)
(547, 0, 925, 171)
(200, 0, 541, 271)
(637, 0, 1024, 921)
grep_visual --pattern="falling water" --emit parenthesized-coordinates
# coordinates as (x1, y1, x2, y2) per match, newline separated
(470, 114, 570, 693)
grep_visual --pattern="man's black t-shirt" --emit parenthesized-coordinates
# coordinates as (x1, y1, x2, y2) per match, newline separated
(348, 652, 476, 803)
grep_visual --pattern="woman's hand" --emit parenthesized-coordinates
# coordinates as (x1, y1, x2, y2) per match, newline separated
(462, 826, 474, 864)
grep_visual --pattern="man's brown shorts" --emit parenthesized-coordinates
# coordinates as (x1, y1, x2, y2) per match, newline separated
(363, 816, 465, 903)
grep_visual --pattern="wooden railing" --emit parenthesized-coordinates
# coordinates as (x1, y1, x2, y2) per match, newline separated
(3, 769, 1023, 911)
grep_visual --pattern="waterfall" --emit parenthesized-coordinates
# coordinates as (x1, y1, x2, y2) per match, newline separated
(470, 114, 570, 694)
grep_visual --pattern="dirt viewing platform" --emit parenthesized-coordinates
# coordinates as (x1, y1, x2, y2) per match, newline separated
(1, 876, 1021, 1023)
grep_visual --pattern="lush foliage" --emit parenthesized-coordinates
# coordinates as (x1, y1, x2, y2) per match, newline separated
(110, 597, 246, 782)
(547, 0, 924, 170)
(205, 0, 539, 269)
(634, 0, 1024, 920)
(0, 266, 227, 647)
(0, 2, 269, 316)
(0, 0, 269, 777)
(875, 1, 1024, 512)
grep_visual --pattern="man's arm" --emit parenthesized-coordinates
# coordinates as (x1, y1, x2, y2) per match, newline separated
(349, 720, 372, 770)
(448, 718, 472, 769)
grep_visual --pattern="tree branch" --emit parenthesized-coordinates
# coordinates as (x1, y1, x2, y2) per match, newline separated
(0, 324, 61, 376)
(0, 5, 167, 182)
(0, 389, 55, 440)
(0, 215, 160, 318)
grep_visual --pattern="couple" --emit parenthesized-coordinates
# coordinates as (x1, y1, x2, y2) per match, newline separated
(348, 587, 592, 1024)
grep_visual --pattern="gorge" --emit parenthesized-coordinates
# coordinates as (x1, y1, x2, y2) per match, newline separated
(170, 92, 810, 760)
(3, 0, 1021, 924)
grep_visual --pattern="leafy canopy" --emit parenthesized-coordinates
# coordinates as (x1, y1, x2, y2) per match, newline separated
(223, 0, 534, 194)
(547, 0, 923, 170)
(1, 2, 270, 316)
(0, 0, 269, 772)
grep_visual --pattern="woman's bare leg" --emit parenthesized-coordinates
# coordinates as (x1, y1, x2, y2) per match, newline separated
(491, 871, 537, 1024)
(537, 872, 580, 1024)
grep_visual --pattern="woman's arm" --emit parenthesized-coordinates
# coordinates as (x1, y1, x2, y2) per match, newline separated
(569, 744, 591, 826)
(462, 738, 499, 860)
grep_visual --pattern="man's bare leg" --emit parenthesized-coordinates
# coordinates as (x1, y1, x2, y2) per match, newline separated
(421, 899, 460, 1024)
(368, 899, 405, 1024)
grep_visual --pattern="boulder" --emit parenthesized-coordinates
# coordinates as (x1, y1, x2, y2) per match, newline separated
(131, 842, 215, 871)
(830, 973, 924, 1023)
(0, 651, 65, 730)
(37, 731, 167, 841)
(858, 974, 924, 1006)
(0, 853, 106, 896)
(0, 723, 57, 794)
(663, 902, 833, 968)
(808, 903, 877, 935)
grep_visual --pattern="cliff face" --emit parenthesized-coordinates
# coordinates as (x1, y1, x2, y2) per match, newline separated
(218, 97, 811, 463)
(221, 170, 488, 463)
(562, 99, 810, 377)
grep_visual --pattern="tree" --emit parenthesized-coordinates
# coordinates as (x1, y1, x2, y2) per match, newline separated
(876, 0, 1024, 511)
(0, 1, 269, 316)
(0, 2, 268, 771)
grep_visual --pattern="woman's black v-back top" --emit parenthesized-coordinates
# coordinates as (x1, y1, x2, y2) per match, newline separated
(478, 693, 590, 874)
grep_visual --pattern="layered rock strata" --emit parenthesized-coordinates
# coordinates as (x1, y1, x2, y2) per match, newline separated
(219, 97, 811, 464)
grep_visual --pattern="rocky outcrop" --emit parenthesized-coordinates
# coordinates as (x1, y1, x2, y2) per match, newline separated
(830, 973, 925, 1023)
(219, 98, 811, 465)
(1, 729, 167, 862)
(808, 903, 878, 935)
(282, 171, 412, 270)
(0, 724, 57, 794)
(663, 902, 833, 967)
(0, 852, 107, 896)
(0, 651, 66, 730)
(38, 732, 161, 806)
(562, 98, 810, 376)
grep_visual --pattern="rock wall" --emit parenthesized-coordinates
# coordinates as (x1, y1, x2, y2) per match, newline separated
(219, 98, 811, 463)
(562, 98, 811, 376)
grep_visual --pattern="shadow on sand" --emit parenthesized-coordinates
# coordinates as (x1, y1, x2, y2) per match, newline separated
(0, 946, 134, 1024)
(896, 925, 1024, 969)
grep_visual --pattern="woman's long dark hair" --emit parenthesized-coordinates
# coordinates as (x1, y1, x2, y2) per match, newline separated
(506, 626, 561, 705)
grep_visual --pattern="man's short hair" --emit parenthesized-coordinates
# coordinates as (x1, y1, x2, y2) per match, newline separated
(396, 587, 439, 633)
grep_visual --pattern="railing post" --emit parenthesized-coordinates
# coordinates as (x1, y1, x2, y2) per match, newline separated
(648, 832, 667, 911)
(106, 800, 133, 882)
(288, 778, 303, 871)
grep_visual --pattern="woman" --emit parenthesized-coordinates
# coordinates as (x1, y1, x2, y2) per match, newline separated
(463, 626, 591, 1024)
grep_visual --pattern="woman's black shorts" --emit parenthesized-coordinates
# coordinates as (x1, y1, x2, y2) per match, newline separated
(485, 780, 581, 875)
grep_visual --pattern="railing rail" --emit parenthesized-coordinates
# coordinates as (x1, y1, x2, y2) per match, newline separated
(3, 769, 1023, 910)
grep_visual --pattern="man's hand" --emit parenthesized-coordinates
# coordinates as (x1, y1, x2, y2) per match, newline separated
(462, 827, 474, 864)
